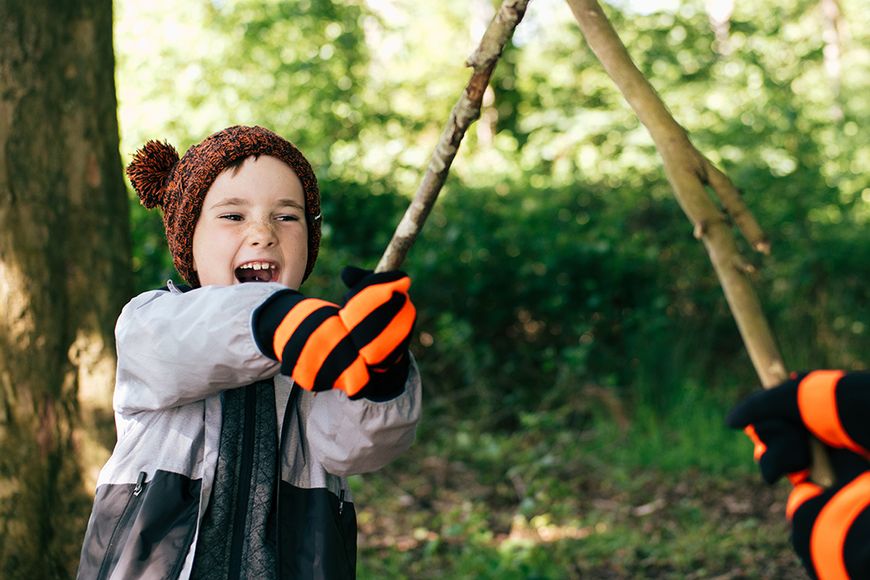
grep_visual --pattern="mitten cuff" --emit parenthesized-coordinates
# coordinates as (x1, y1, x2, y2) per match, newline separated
(350, 352, 411, 402)
(252, 289, 306, 360)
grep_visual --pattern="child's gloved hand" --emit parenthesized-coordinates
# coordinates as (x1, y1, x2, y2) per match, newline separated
(726, 373, 813, 484)
(336, 266, 416, 400)
(254, 266, 415, 398)
(339, 266, 415, 370)
(727, 371, 870, 578)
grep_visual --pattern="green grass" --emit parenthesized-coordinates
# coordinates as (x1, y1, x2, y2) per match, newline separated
(597, 383, 755, 476)
(351, 384, 805, 578)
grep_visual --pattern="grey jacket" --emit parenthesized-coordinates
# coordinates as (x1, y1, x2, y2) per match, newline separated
(77, 282, 421, 579)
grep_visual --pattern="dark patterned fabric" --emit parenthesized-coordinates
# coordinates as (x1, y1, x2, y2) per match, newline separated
(190, 381, 278, 579)
(126, 125, 322, 286)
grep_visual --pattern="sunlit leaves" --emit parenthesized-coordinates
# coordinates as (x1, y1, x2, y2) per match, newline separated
(116, 0, 868, 381)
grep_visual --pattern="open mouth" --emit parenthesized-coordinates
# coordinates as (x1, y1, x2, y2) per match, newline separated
(235, 261, 279, 283)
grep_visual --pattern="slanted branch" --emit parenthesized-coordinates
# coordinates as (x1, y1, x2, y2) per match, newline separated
(376, 0, 531, 272)
(563, 0, 832, 484)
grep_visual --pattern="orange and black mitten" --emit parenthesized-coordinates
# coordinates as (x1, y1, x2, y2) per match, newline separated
(254, 267, 416, 399)
(787, 452, 870, 579)
(728, 371, 870, 578)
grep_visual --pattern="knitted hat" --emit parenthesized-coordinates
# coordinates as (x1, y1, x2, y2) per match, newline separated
(127, 125, 322, 287)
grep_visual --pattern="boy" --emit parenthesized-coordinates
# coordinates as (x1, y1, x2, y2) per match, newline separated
(728, 371, 869, 578)
(77, 125, 421, 579)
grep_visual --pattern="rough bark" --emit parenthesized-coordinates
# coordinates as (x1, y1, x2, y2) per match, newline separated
(564, 0, 833, 485)
(0, 0, 132, 577)
(376, 0, 530, 272)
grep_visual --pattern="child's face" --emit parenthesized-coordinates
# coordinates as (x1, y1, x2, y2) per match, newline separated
(192, 155, 309, 289)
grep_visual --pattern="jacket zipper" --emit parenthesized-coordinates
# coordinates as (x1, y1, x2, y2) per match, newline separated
(228, 387, 257, 580)
(96, 471, 147, 580)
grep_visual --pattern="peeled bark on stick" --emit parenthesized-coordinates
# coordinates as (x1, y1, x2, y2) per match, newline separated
(376, 0, 530, 272)
(564, 0, 833, 485)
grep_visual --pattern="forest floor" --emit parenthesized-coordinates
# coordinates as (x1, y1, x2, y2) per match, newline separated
(351, 414, 808, 579)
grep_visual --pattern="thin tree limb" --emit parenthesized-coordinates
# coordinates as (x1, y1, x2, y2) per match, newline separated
(564, 0, 832, 484)
(703, 159, 770, 254)
(375, 0, 530, 272)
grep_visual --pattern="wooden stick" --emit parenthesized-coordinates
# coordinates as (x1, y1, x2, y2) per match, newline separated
(375, 0, 531, 272)
(564, 0, 832, 484)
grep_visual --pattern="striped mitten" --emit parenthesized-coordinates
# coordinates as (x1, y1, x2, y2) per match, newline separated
(254, 267, 415, 398)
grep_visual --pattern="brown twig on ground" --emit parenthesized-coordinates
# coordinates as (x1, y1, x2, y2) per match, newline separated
(376, 0, 531, 272)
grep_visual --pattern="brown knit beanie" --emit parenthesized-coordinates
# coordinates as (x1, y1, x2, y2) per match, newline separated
(126, 125, 322, 287)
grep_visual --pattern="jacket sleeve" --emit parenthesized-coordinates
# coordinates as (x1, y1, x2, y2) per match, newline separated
(306, 354, 422, 476)
(114, 284, 285, 413)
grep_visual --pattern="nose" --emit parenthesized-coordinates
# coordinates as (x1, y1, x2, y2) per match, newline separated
(247, 218, 277, 247)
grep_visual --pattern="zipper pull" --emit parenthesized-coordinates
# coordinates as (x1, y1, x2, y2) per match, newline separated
(338, 489, 345, 515)
(133, 471, 147, 496)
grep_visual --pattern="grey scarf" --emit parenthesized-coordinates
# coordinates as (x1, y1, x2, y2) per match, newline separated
(190, 380, 278, 579)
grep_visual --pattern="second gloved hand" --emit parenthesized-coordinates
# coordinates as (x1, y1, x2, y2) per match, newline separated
(727, 371, 870, 579)
(727, 371, 870, 484)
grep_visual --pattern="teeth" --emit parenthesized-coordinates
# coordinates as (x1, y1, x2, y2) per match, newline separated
(239, 262, 275, 270)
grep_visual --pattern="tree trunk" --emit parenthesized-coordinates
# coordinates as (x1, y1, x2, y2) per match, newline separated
(0, 1, 131, 577)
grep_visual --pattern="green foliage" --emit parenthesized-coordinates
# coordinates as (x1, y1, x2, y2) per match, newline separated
(351, 392, 802, 577)
(114, 0, 868, 574)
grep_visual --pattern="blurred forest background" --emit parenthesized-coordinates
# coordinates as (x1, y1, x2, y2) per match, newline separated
(1, 0, 868, 577)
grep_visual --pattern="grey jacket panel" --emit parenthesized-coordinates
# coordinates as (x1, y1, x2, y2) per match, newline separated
(279, 359, 421, 490)
(98, 402, 207, 487)
(113, 283, 283, 413)
(306, 360, 421, 476)
(82, 285, 422, 580)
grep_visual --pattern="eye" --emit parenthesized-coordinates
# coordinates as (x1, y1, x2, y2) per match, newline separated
(275, 214, 301, 222)
(219, 213, 243, 222)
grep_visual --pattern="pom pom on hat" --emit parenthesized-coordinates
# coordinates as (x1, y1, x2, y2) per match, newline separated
(127, 140, 180, 209)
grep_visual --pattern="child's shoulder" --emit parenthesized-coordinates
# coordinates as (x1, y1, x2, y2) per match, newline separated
(122, 281, 286, 316)
(122, 281, 187, 313)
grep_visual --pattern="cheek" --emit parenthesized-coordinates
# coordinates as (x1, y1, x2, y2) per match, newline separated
(191, 222, 217, 267)
(293, 230, 309, 261)
(281, 231, 308, 276)
(192, 222, 235, 275)
(280, 226, 308, 253)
